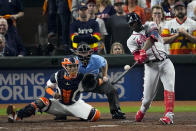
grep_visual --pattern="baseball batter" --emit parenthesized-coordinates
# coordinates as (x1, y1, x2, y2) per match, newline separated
(7, 56, 100, 122)
(126, 12, 175, 124)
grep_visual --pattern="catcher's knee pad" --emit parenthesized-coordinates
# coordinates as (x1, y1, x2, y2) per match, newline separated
(34, 97, 50, 112)
(88, 108, 100, 122)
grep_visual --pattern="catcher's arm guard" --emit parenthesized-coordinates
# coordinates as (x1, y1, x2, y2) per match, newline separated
(80, 74, 98, 92)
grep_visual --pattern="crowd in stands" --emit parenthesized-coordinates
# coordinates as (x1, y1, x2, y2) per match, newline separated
(1, 0, 196, 56)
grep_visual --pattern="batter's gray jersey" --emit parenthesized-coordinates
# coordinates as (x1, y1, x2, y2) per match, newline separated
(127, 21, 175, 118)
(127, 21, 167, 61)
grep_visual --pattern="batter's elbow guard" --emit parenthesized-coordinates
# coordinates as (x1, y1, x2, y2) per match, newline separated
(88, 108, 101, 122)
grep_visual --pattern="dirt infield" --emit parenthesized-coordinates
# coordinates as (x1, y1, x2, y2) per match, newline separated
(0, 101, 196, 131)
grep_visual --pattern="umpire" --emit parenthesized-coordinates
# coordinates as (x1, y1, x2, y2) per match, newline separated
(75, 43, 126, 119)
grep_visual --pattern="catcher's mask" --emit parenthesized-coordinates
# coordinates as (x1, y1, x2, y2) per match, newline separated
(127, 12, 143, 32)
(76, 42, 93, 67)
(61, 56, 79, 79)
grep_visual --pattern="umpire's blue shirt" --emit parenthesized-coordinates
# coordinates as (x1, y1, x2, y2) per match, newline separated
(78, 54, 106, 77)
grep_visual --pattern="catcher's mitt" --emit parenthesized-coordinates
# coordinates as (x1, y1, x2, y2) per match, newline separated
(81, 73, 97, 91)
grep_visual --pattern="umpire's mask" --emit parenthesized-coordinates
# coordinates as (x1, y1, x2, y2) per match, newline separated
(76, 43, 93, 67)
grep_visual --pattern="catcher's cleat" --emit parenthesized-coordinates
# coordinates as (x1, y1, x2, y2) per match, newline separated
(111, 110, 126, 119)
(7, 104, 17, 123)
(54, 115, 67, 121)
(135, 110, 144, 122)
(160, 116, 173, 125)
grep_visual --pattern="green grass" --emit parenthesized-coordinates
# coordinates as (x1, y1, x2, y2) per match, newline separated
(1, 106, 196, 115)
(96, 106, 196, 113)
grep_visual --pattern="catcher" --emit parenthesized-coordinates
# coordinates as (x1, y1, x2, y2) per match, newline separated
(74, 43, 126, 119)
(7, 56, 100, 122)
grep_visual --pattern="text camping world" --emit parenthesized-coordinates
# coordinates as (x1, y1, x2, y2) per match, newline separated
(0, 72, 125, 102)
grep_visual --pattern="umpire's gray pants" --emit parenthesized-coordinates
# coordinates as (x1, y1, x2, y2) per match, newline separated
(84, 81, 120, 113)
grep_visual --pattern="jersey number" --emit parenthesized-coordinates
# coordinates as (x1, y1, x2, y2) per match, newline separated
(62, 89, 72, 104)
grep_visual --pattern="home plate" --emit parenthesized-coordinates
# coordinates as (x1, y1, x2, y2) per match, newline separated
(91, 125, 119, 128)
(120, 120, 135, 123)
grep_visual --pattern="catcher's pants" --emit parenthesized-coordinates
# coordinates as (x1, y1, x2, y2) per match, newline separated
(85, 81, 120, 112)
(42, 99, 93, 119)
(141, 59, 175, 113)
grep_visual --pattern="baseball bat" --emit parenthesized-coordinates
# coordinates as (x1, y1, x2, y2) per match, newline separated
(111, 62, 138, 85)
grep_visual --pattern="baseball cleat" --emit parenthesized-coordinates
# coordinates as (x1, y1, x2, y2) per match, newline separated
(135, 110, 144, 122)
(160, 116, 173, 125)
(7, 104, 17, 123)
(111, 110, 126, 119)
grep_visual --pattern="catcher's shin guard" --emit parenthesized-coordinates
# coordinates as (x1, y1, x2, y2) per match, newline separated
(88, 108, 100, 122)
(164, 90, 175, 114)
(17, 97, 50, 119)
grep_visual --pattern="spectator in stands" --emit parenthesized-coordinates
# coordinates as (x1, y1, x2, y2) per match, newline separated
(0, 34, 5, 56)
(43, 0, 72, 54)
(124, 0, 146, 24)
(70, 2, 101, 53)
(107, 0, 130, 54)
(151, 5, 166, 33)
(96, 0, 116, 21)
(72, 0, 87, 20)
(0, 0, 26, 56)
(87, 0, 108, 55)
(151, 5, 170, 54)
(0, 0, 24, 34)
(0, 18, 25, 56)
(183, 0, 192, 7)
(187, 0, 196, 20)
(0, 18, 8, 36)
(96, 0, 116, 54)
(110, 42, 125, 54)
(162, 1, 196, 54)
(161, 0, 177, 20)
(43, 0, 57, 39)
(151, 0, 164, 7)
(138, 0, 151, 21)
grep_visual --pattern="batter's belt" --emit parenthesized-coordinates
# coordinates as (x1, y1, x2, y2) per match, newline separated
(146, 55, 168, 64)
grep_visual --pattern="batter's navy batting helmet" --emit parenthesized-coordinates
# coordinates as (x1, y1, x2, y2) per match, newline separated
(127, 12, 143, 32)
(127, 12, 141, 25)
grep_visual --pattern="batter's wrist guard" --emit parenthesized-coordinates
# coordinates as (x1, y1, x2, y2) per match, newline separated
(133, 51, 140, 62)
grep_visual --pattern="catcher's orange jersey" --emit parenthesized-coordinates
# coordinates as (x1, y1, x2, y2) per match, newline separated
(161, 17, 196, 54)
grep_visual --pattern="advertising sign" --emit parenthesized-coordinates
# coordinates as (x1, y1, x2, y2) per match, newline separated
(0, 67, 144, 104)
